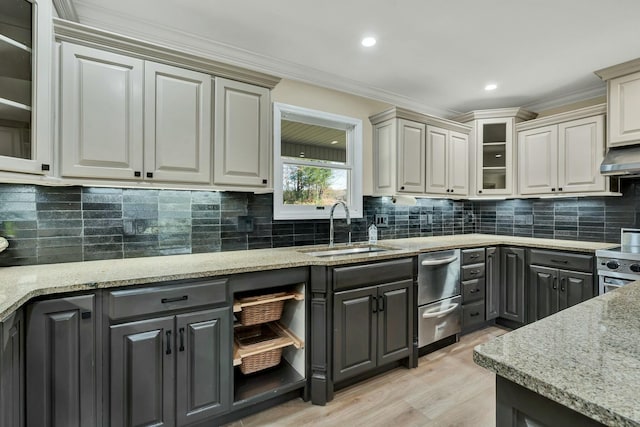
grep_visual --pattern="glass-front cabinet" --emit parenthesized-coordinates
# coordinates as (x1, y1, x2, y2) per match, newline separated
(0, 0, 52, 174)
(477, 118, 513, 195)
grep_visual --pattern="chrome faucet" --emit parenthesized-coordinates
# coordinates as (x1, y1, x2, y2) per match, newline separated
(329, 201, 351, 248)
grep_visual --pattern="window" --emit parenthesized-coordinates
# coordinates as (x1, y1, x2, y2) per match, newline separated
(273, 103, 363, 220)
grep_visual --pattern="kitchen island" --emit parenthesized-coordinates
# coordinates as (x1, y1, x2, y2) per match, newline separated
(474, 282, 640, 427)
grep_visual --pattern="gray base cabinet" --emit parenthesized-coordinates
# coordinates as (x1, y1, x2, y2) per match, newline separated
(485, 247, 500, 321)
(500, 247, 526, 324)
(333, 280, 411, 383)
(1, 310, 24, 427)
(109, 308, 231, 427)
(25, 295, 97, 427)
(528, 249, 594, 323)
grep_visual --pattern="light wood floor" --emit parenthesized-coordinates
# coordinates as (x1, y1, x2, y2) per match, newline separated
(227, 326, 508, 427)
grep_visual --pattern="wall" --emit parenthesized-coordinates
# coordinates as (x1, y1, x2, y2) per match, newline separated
(272, 79, 392, 195)
(1, 180, 638, 267)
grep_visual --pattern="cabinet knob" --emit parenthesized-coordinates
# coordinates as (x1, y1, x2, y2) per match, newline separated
(400, 186, 405, 190)
(146, 172, 153, 178)
(478, 190, 483, 194)
(41, 164, 50, 171)
(558, 187, 563, 191)
(262, 179, 268, 184)
(551, 188, 556, 192)
(134, 171, 141, 177)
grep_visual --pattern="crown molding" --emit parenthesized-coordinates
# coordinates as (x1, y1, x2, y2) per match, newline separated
(369, 107, 472, 134)
(453, 107, 537, 123)
(53, 19, 282, 88)
(52, 0, 79, 21)
(520, 84, 606, 113)
(595, 57, 640, 81)
(70, 3, 459, 118)
(515, 103, 606, 132)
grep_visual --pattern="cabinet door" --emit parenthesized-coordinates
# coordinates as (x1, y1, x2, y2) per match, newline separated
(485, 247, 500, 321)
(372, 120, 396, 195)
(500, 247, 526, 324)
(1, 310, 23, 427)
(26, 295, 96, 427)
(333, 286, 377, 383)
(448, 130, 469, 195)
(608, 72, 640, 147)
(558, 115, 605, 193)
(377, 280, 411, 366)
(60, 43, 144, 180)
(518, 126, 558, 194)
(144, 62, 211, 184)
(214, 77, 270, 187)
(529, 265, 558, 322)
(176, 308, 231, 425)
(477, 119, 513, 196)
(110, 317, 175, 427)
(559, 270, 594, 310)
(425, 125, 447, 194)
(397, 119, 426, 193)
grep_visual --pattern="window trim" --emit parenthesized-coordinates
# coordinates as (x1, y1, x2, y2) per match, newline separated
(273, 102, 363, 220)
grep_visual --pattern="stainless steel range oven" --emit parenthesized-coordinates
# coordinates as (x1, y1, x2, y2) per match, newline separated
(596, 229, 640, 294)
(417, 249, 461, 348)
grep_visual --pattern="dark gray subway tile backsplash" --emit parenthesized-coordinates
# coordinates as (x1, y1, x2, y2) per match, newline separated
(1, 179, 639, 266)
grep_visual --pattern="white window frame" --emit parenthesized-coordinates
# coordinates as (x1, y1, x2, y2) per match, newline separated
(273, 102, 363, 220)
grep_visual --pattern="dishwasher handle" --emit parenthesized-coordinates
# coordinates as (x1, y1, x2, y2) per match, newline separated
(422, 303, 459, 319)
(421, 255, 458, 267)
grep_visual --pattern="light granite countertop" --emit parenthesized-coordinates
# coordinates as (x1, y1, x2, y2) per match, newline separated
(0, 237, 7, 253)
(474, 283, 640, 427)
(0, 234, 616, 322)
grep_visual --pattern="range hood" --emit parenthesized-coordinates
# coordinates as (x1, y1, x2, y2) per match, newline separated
(600, 145, 640, 175)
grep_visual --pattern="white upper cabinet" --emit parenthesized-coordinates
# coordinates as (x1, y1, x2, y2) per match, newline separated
(517, 107, 606, 195)
(60, 43, 144, 180)
(397, 119, 426, 193)
(425, 125, 447, 195)
(558, 115, 605, 193)
(145, 62, 211, 184)
(448, 130, 469, 195)
(0, 0, 53, 175)
(426, 125, 468, 196)
(518, 126, 558, 195)
(476, 118, 513, 196)
(607, 72, 640, 147)
(372, 119, 396, 195)
(213, 77, 270, 187)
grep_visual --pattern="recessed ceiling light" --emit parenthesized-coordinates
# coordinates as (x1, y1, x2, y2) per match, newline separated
(485, 83, 498, 91)
(361, 37, 376, 47)
(331, 140, 339, 145)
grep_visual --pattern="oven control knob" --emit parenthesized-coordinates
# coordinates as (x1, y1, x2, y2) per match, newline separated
(606, 260, 620, 270)
(631, 264, 640, 273)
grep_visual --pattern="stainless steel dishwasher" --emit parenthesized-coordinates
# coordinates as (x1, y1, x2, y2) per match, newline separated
(417, 249, 462, 348)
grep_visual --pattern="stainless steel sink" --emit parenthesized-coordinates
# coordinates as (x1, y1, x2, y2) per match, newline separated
(302, 245, 395, 258)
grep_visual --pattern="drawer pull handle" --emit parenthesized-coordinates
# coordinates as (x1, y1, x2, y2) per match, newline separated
(161, 295, 188, 304)
(166, 330, 172, 355)
(179, 327, 185, 352)
(551, 259, 568, 264)
(378, 295, 385, 312)
(422, 303, 458, 319)
(470, 270, 480, 275)
(421, 255, 458, 266)
(470, 289, 480, 293)
(470, 254, 480, 259)
(470, 312, 481, 317)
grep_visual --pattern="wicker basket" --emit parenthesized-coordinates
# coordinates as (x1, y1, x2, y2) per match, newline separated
(237, 295, 285, 326)
(239, 347, 283, 374)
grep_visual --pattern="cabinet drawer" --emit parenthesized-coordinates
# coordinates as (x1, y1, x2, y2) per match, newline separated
(333, 258, 413, 291)
(461, 263, 485, 281)
(529, 249, 593, 272)
(462, 300, 485, 329)
(462, 278, 485, 303)
(462, 248, 485, 265)
(108, 278, 228, 320)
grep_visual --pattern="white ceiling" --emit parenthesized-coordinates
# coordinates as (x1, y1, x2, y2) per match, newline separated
(69, 0, 640, 117)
